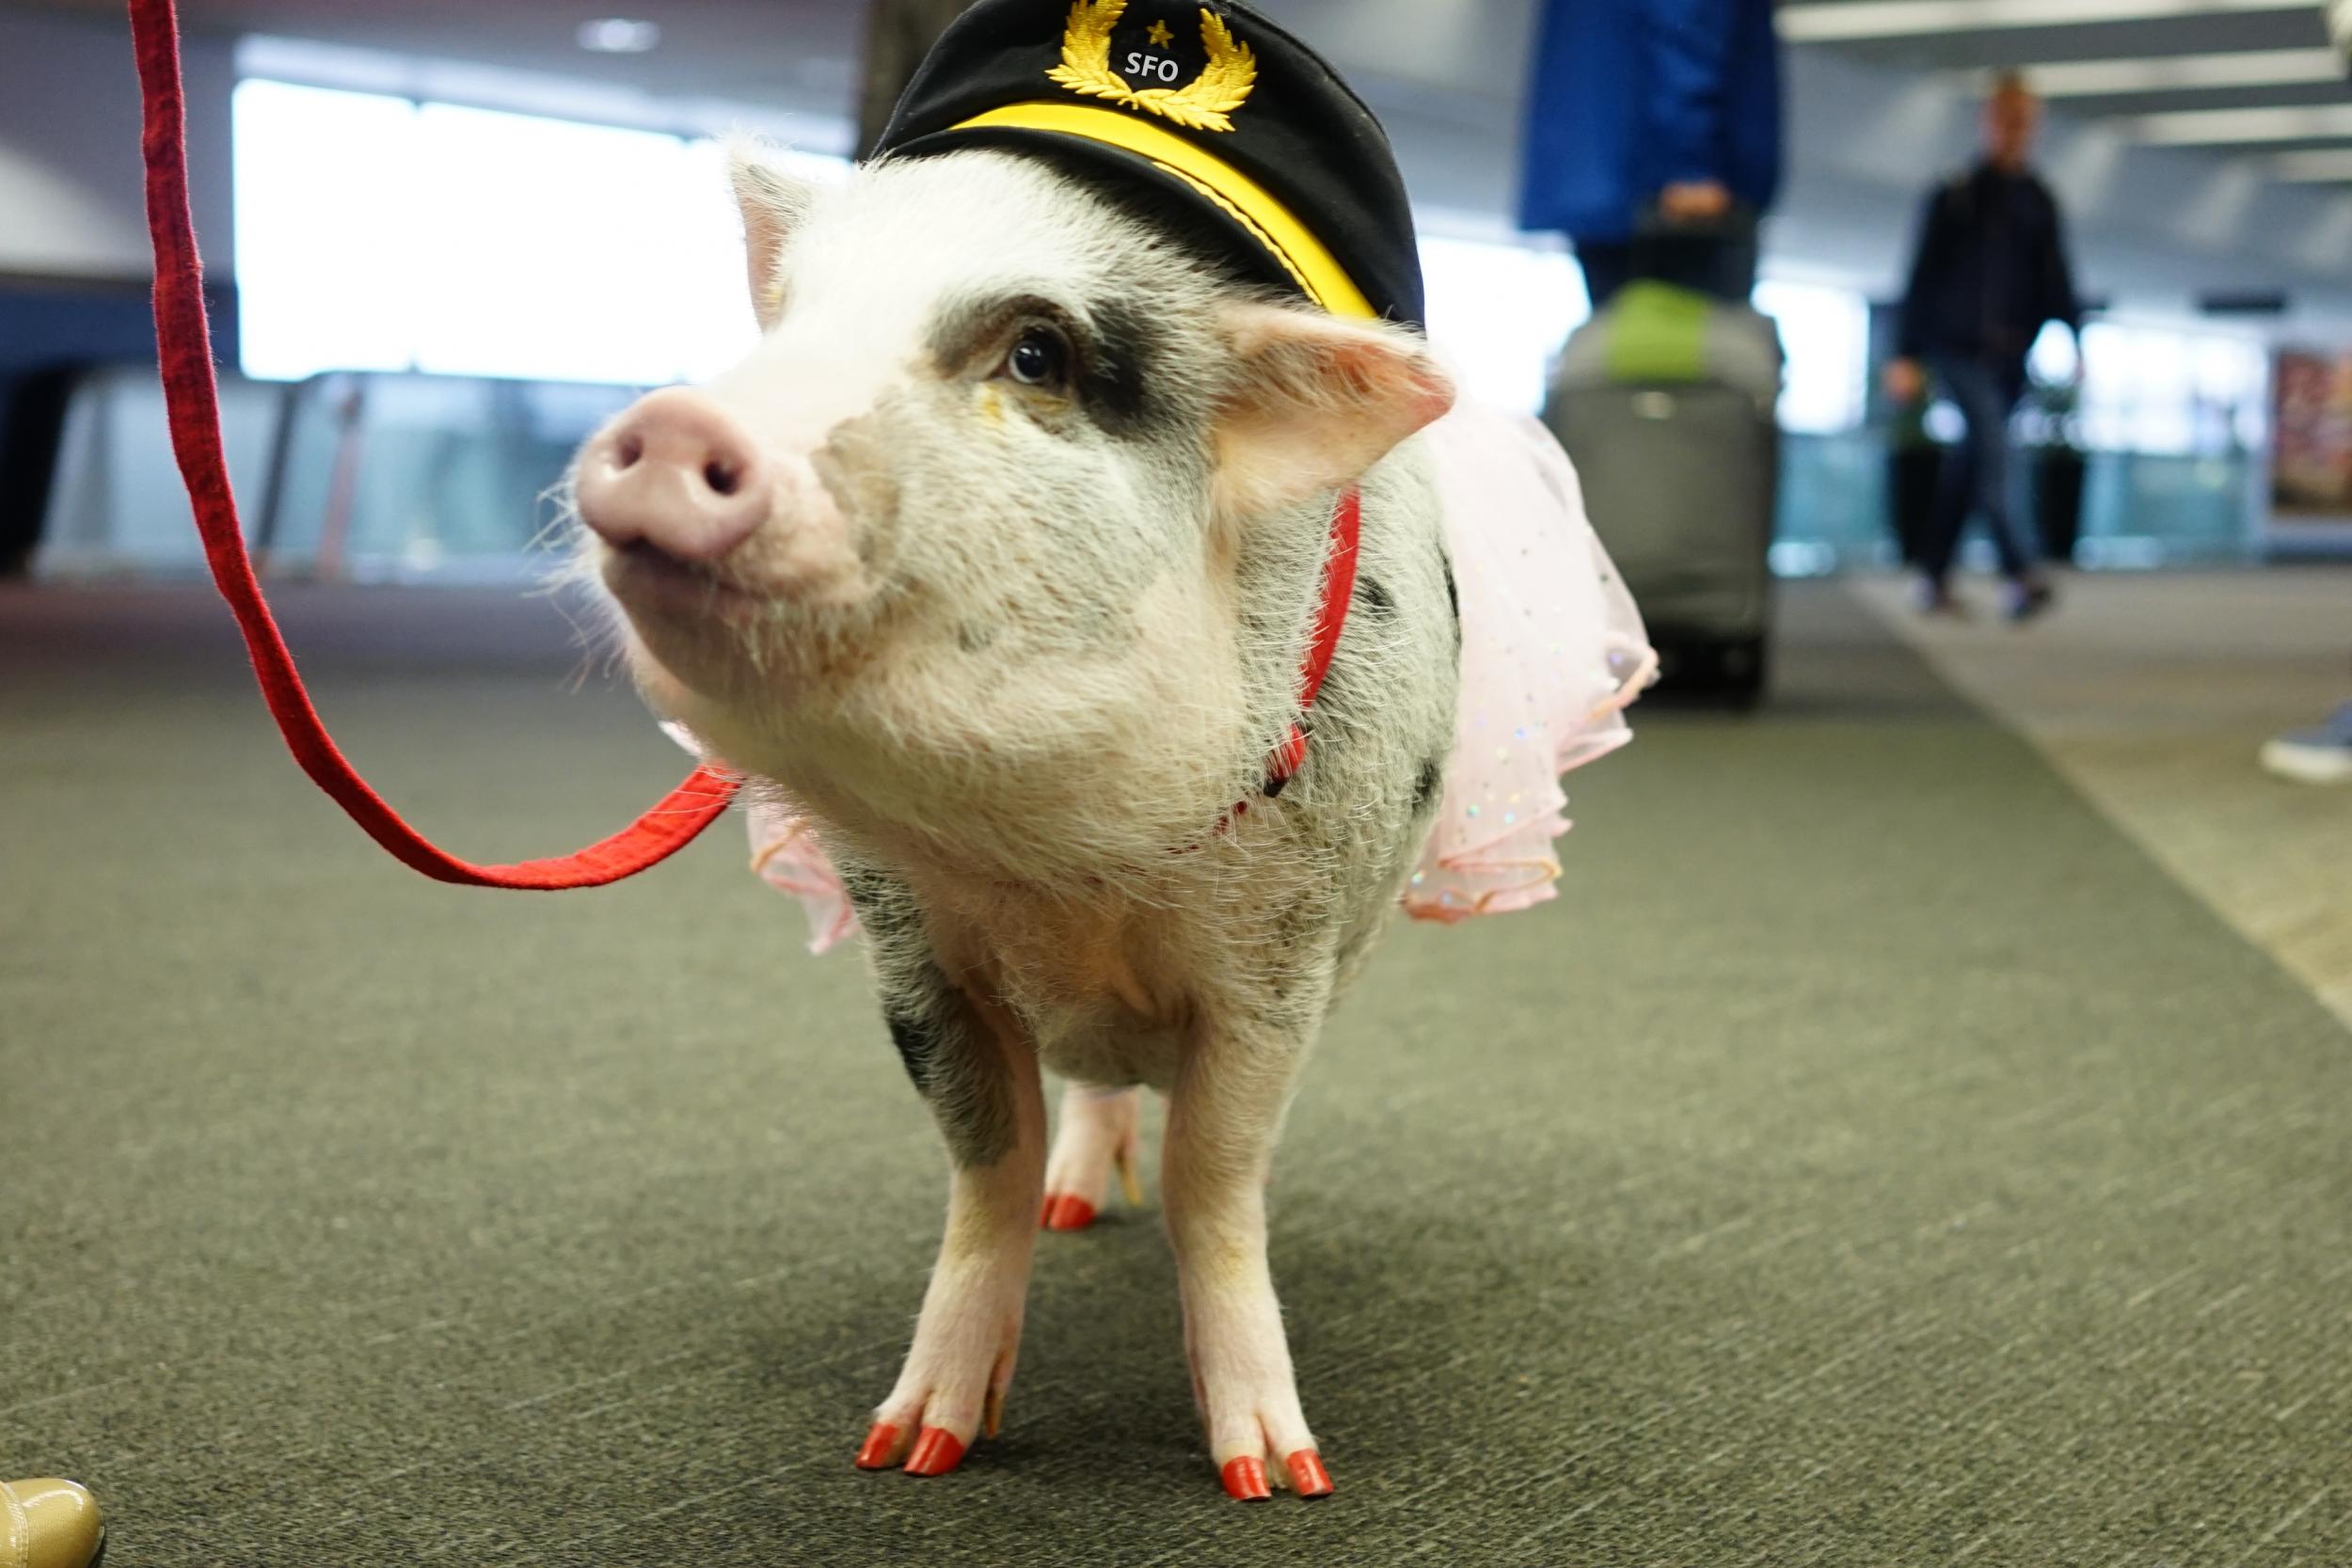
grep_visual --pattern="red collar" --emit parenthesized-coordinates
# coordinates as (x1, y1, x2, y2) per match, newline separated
(1216, 483, 1359, 834)
(1263, 485, 1361, 794)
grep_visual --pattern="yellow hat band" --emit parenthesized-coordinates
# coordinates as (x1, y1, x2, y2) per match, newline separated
(946, 102, 1378, 320)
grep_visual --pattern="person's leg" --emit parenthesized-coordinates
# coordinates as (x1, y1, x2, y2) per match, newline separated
(1973, 360, 2059, 617)
(1575, 241, 1633, 310)
(1936, 358, 2021, 573)
(1933, 356, 2052, 619)
(1979, 359, 2042, 588)
(1917, 356, 1978, 604)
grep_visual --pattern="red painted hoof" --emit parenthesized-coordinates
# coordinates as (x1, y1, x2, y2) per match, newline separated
(1285, 1449, 1333, 1498)
(902, 1426, 967, 1477)
(853, 1422, 899, 1470)
(1221, 1456, 1272, 1501)
(1042, 1195, 1097, 1232)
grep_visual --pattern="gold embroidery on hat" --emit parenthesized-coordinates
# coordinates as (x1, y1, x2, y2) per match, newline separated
(1046, 0, 1257, 134)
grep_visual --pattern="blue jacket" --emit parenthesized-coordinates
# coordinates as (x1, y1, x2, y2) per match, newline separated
(1517, 0, 1784, 245)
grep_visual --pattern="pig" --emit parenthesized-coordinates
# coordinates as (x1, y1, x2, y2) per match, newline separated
(569, 139, 1466, 1500)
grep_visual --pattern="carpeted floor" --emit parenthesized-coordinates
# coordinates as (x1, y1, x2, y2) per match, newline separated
(1855, 568, 2352, 1034)
(2, 579, 2344, 1566)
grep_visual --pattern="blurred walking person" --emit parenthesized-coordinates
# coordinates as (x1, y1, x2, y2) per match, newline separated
(1517, 0, 1783, 308)
(1885, 72, 2081, 621)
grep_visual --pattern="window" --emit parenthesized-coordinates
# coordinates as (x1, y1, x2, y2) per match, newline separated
(1418, 234, 1588, 415)
(232, 80, 841, 384)
(233, 81, 424, 379)
(1753, 279, 1868, 436)
(2073, 321, 2268, 456)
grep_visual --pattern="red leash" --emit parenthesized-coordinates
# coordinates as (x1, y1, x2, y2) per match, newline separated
(127, 0, 738, 889)
(127, 0, 1358, 884)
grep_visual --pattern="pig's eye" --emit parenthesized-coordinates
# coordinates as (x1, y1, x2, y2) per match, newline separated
(1004, 325, 1073, 390)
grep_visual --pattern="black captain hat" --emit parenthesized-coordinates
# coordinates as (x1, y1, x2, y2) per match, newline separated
(868, 0, 1425, 329)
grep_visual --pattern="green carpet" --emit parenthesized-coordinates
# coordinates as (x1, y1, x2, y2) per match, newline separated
(2, 580, 2344, 1565)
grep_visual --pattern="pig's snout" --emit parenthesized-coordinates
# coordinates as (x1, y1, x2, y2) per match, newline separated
(577, 388, 768, 563)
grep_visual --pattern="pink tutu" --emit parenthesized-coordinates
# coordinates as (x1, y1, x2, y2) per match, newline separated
(1403, 399, 1654, 923)
(672, 398, 1650, 953)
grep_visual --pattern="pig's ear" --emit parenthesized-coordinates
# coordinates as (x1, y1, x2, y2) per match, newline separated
(1211, 303, 1455, 517)
(727, 138, 814, 330)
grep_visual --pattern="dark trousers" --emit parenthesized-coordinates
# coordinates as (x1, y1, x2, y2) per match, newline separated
(1922, 355, 2038, 586)
(1576, 230, 1759, 309)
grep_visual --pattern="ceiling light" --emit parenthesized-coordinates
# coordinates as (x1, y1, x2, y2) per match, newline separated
(1782, 0, 2311, 43)
(577, 18, 660, 54)
(2271, 149, 2352, 180)
(2124, 103, 2352, 143)
(1994, 49, 2344, 98)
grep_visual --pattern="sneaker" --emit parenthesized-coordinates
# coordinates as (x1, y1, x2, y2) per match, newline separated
(2260, 703, 2352, 784)
(2005, 578, 2056, 623)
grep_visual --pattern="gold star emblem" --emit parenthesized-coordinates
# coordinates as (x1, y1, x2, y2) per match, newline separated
(1048, 2, 1258, 133)
(1145, 18, 1173, 46)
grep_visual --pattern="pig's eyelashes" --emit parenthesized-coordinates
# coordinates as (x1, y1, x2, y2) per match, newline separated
(1002, 325, 1073, 392)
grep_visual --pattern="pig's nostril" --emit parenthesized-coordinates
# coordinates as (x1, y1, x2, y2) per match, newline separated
(704, 458, 740, 497)
(614, 433, 644, 469)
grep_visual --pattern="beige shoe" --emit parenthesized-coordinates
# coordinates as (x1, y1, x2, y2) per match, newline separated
(0, 1479, 104, 1568)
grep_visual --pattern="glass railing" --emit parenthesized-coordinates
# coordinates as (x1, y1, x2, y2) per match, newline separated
(1776, 429, 2260, 574)
(257, 373, 636, 578)
(34, 368, 2266, 580)
(35, 368, 632, 581)
(2075, 451, 2259, 568)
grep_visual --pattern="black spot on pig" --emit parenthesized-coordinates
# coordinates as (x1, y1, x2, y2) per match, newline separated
(1083, 296, 1161, 437)
(1411, 755, 1444, 818)
(928, 290, 1161, 440)
(1440, 553, 1460, 646)
(875, 963, 1019, 1167)
(883, 1005, 942, 1096)
(838, 865, 914, 938)
(1354, 575, 1392, 622)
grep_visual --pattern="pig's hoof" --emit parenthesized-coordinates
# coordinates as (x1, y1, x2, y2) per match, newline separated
(1041, 1085, 1145, 1233)
(1198, 1370, 1327, 1500)
(1220, 1456, 1272, 1501)
(853, 1421, 901, 1469)
(1041, 1195, 1097, 1231)
(902, 1426, 968, 1478)
(864, 1337, 1014, 1479)
(855, 1421, 973, 1477)
(1216, 1447, 1332, 1500)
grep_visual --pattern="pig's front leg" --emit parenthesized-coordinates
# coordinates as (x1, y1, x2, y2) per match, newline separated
(852, 955, 1046, 1479)
(1163, 1006, 1336, 1502)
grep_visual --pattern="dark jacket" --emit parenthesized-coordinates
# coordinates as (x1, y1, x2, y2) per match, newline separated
(1516, 0, 1783, 245)
(1896, 163, 2081, 364)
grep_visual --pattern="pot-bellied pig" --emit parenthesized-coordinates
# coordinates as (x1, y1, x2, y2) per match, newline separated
(569, 0, 1649, 1501)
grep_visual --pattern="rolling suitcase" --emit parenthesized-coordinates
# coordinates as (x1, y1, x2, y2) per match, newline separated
(1542, 280, 1782, 707)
